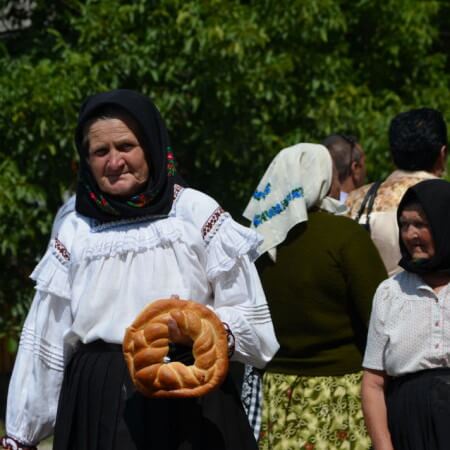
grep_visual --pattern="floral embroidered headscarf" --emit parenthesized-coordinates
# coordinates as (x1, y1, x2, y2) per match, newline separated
(74, 89, 186, 222)
(243, 143, 345, 261)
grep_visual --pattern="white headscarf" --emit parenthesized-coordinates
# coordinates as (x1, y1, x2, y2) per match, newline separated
(243, 143, 346, 261)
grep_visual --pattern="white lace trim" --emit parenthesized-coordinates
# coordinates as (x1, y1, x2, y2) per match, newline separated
(82, 219, 182, 261)
(206, 217, 262, 279)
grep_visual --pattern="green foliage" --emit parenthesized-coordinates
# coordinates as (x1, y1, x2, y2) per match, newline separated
(1, 0, 450, 342)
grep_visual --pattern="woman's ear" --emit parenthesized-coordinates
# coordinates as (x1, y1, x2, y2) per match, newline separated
(432, 145, 448, 177)
(328, 162, 341, 200)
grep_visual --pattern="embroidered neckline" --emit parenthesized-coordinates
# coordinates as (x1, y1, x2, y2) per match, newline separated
(92, 184, 185, 232)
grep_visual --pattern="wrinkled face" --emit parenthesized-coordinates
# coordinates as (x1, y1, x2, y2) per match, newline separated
(86, 117, 149, 197)
(399, 204, 435, 261)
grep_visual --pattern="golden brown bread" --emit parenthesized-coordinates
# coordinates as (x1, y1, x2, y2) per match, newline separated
(123, 298, 229, 398)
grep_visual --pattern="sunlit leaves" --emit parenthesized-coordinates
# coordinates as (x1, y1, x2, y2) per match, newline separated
(0, 0, 449, 341)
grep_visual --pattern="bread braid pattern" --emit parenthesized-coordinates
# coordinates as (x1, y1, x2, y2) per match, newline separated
(123, 298, 229, 398)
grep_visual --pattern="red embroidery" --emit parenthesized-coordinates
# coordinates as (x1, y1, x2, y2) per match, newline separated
(173, 183, 183, 200)
(201, 207, 225, 239)
(54, 237, 70, 261)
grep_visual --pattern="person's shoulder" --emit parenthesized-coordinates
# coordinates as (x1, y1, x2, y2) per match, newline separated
(316, 210, 368, 236)
(173, 187, 227, 234)
(51, 195, 90, 245)
(175, 187, 223, 220)
(177, 187, 221, 210)
(373, 170, 436, 212)
(345, 183, 372, 217)
(375, 270, 416, 297)
(370, 274, 399, 304)
(390, 269, 423, 291)
(51, 195, 76, 235)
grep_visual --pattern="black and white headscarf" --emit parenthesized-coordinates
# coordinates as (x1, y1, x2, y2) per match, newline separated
(398, 179, 450, 274)
(75, 89, 186, 222)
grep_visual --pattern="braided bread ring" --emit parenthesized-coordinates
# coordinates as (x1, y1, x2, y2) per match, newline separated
(123, 298, 229, 398)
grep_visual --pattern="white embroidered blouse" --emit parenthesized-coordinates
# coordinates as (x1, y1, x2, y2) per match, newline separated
(363, 270, 450, 377)
(6, 187, 279, 446)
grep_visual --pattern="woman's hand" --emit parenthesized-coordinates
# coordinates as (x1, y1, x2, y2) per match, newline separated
(167, 294, 193, 347)
(361, 369, 394, 450)
(167, 318, 193, 346)
(1, 436, 37, 450)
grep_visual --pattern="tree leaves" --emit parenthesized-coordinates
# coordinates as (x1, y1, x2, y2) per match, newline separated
(0, 0, 449, 342)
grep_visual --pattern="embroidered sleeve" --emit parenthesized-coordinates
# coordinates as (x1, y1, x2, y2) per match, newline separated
(30, 237, 71, 300)
(30, 207, 77, 300)
(53, 237, 71, 263)
(201, 207, 226, 242)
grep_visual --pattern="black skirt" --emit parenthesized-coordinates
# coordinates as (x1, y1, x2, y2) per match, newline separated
(53, 341, 258, 450)
(387, 368, 450, 450)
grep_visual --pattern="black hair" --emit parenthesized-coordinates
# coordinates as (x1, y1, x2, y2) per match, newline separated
(389, 108, 447, 171)
(321, 134, 362, 183)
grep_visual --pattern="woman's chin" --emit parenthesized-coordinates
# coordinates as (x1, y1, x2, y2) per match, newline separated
(411, 256, 431, 265)
(99, 181, 141, 197)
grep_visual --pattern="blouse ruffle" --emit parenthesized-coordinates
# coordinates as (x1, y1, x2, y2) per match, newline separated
(205, 215, 262, 280)
(30, 243, 71, 300)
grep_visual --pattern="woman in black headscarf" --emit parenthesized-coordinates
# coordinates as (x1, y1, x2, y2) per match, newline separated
(361, 179, 450, 450)
(1, 90, 279, 450)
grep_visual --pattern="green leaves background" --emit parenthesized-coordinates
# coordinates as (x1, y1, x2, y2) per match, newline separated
(1, 0, 449, 340)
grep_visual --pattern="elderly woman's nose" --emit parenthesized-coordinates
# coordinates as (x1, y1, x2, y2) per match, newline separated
(407, 224, 420, 238)
(107, 149, 125, 168)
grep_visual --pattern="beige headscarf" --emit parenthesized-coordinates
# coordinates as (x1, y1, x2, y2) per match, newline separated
(243, 143, 345, 261)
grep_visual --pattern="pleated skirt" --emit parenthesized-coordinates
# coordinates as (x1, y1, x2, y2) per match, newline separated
(53, 341, 258, 450)
(386, 368, 450, 450)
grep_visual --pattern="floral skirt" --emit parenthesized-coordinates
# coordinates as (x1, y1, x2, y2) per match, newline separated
(259, 371, 370, 450)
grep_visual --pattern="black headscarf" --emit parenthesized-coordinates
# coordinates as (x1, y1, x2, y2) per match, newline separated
(397, 179, 450, 274)
(75, 89, 186, 222)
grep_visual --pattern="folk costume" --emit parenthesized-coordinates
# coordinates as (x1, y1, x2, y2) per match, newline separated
(243, 144, 387, 450)
(364, 179, 450, 450)
(3, 90, 279, 450)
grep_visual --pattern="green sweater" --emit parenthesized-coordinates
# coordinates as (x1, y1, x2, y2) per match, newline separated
(257, 211, 387, 376)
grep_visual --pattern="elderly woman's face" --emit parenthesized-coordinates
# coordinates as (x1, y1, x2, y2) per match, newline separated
(399, 203, 435, 261)
(86, 117, 149, 197)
